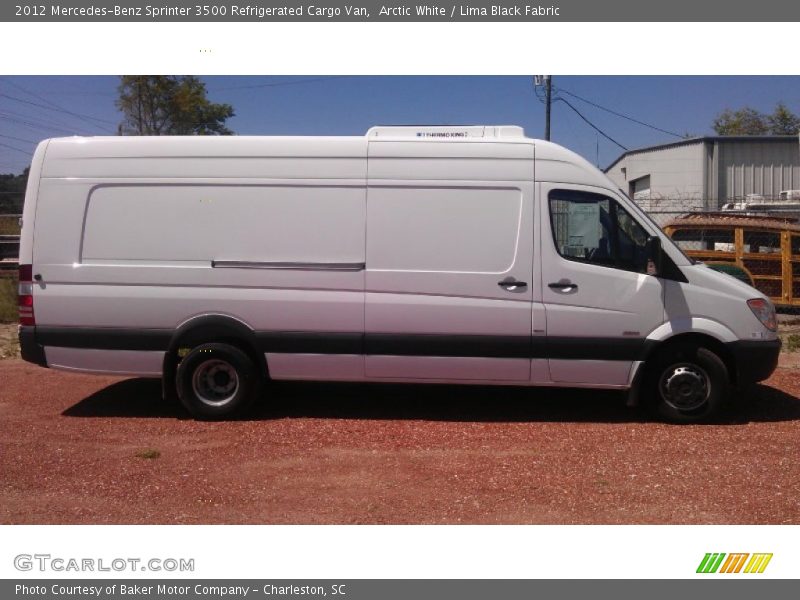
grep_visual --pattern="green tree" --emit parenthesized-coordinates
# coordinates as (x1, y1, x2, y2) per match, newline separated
(712, 103, 800, 135)
(767, 102, 800, 135)
(116, 76, 234, 135)
(712, 107, 769, 135)
(0, 167, 29, 213)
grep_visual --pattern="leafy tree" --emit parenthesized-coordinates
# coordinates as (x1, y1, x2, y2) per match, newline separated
(0, 167, 29, 212)
(116, 76, 234, 135)
(712, 103, 800, 135)
(712, 107, 768, 135)
(767, 102, 800, 135)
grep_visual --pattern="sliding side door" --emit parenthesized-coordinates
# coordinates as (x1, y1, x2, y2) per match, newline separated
(364, 140, 536, 382)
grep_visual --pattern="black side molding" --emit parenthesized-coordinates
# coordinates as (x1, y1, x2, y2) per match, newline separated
(30, 326, 655, 362)
(18, 326, 47, 367)
(36, 327, 172, 351)
(257, 331, 363, 355)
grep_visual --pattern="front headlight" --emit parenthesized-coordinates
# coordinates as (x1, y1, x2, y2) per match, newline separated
(747, 298, 777, 332)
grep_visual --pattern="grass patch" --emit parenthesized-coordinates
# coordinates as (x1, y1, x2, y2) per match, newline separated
(787, 334, 800, 353)
(0, 218, 21, 235)
(135, 449, 161, 460)
(0, 324, 19, 359)
(0, 277, 17, 323)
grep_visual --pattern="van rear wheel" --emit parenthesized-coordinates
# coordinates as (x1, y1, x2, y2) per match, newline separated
(176, 343, 258, 419)
(644, 344, 729, 423)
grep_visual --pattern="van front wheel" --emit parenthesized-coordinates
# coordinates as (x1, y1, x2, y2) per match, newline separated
(645, 344, 729, 423)
(176, 343, 258, 419)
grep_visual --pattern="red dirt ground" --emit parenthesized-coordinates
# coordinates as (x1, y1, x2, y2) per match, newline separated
(1, 359, 799, 524)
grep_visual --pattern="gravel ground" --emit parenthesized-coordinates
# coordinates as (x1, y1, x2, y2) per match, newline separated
(1, 357, 799, 525)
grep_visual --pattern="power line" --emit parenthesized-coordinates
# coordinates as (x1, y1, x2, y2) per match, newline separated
(0, 93, 115, 132)
(0, 93, 116, 128)
(0, 133, 37, 145)
(0, 113, 80, 136)
(556, 98, 629, 151)
(0, 107, 86, 132)
(533, 79, 626, 149)
(0, 76, 117, 98)
(554, 86, 684, 138)
(0, 141, 32, 155)
(207, 76, 352, 91)
(1, 77, 118, 126)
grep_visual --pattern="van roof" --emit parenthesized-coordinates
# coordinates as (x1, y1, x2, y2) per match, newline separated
(41, 128, 618, 190)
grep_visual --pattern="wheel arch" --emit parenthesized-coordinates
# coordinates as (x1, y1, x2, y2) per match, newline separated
(161, 314, 268, 402)
(629, 330, 738, 408)
(644, 332, 737, 385)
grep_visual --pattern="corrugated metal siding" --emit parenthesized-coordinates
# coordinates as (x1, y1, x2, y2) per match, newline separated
(604, 141, 705, 208)
(717, 139, 800, 199)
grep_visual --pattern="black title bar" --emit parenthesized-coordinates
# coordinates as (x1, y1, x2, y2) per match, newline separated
(5, 0, 800, 22)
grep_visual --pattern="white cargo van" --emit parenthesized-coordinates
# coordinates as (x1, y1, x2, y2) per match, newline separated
(18, 126, 780, 422)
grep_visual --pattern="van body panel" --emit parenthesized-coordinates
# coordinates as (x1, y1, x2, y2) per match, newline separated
(33, 285, 364, 331)
(662, 264, 780, 343)
(265, 353, 364, 381)
(41, 136, 367, 180)
(30, 138, 368, 378)
(367, 140, 533, 181)
(364, 355, 531, 381)
(80, 184, 365, 264)
(647, 317, 739, 345)
(19, 140, 49, 266)
(548, 360, 633, 386)
(534, 140, 627, 191)
(45, 347, 164, 377)
(364, 141, 536, 381)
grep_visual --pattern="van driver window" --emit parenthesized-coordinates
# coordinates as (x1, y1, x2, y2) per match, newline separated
(549, 190, 649, 273)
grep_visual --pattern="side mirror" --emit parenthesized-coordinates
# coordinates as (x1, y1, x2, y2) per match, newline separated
(645, 235, 662, 276)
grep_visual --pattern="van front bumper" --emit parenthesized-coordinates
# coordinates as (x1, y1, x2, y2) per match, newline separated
(727, 338, 781, 385)
(18, 325, 47, 367)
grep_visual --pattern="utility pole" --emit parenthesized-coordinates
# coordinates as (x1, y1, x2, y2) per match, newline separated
(544, 75, 552, 141)
(534, 75, 553, 141)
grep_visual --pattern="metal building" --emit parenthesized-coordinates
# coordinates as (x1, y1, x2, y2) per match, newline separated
(605, 136, 800, 211)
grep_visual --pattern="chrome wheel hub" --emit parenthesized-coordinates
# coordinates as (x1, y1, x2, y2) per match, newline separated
(659, 364, 709, 412)
(192, 359, 239, 406)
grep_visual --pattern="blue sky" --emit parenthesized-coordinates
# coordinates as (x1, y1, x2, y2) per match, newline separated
(1, 75, 798, 174)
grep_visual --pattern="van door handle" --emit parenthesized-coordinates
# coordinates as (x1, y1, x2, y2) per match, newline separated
(498, 278, 528, 291)
(548, 281, 578, 291)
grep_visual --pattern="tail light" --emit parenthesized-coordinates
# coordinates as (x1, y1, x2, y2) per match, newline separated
(18, 264, 35, 326)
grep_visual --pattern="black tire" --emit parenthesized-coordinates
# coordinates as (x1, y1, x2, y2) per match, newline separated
(176, 343, 259, 419)
(644, 344, 729, 424)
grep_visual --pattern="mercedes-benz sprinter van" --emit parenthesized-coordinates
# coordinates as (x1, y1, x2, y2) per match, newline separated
(18, 126, 780, 421)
